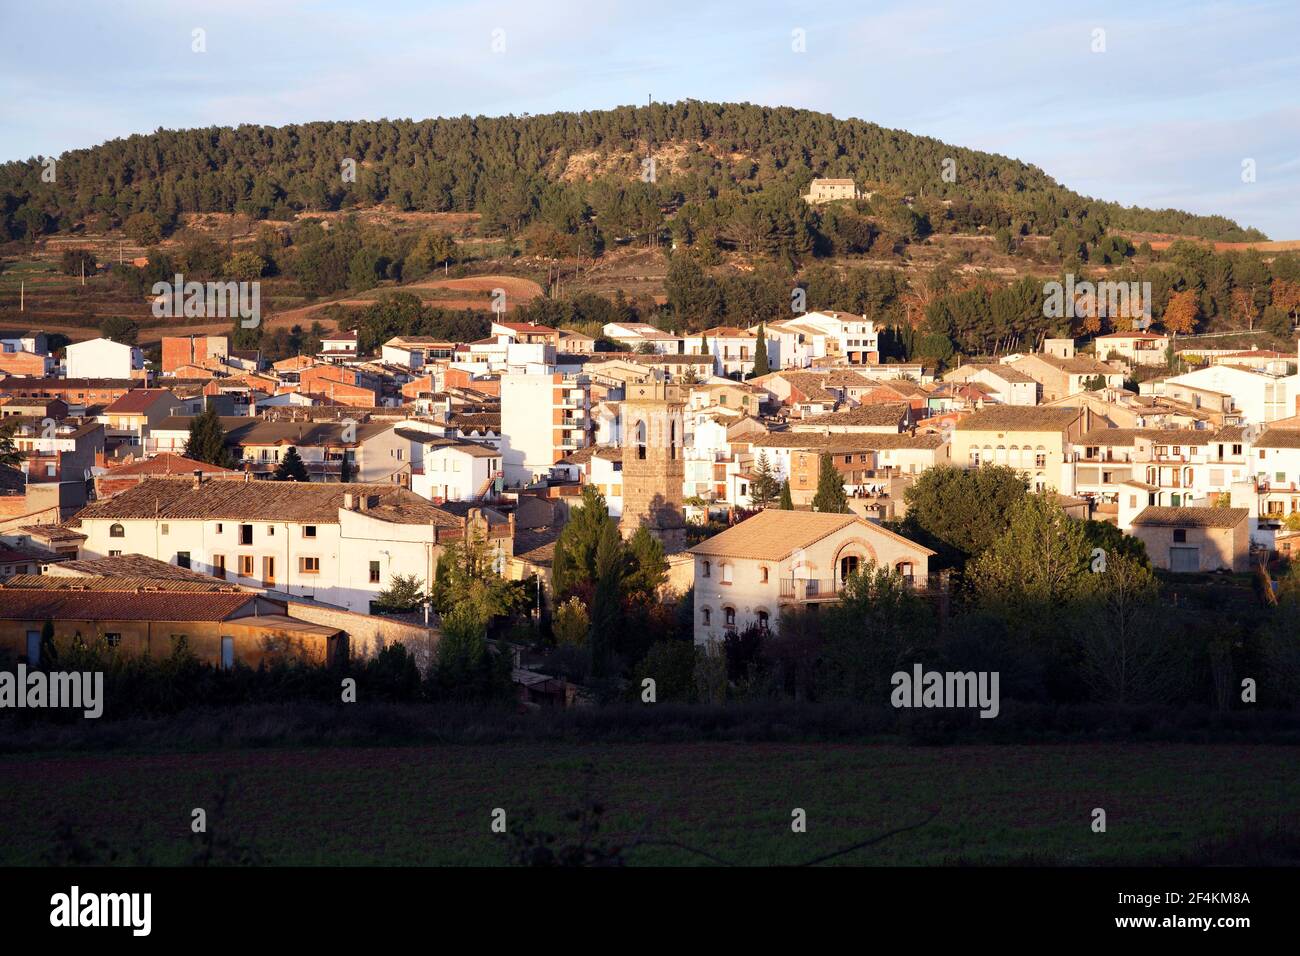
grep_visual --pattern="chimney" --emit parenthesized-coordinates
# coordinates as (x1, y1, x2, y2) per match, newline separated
(193, 469, 203, 489)
(343, 493, 354, 511)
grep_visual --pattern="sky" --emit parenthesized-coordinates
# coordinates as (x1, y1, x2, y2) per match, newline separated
(2, 0, 1296, 237)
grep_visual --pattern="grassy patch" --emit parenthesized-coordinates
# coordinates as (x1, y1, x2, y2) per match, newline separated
(3, 741, 1295, 866)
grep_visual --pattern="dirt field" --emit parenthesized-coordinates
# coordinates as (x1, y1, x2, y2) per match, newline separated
(1, 741, 1294, 866)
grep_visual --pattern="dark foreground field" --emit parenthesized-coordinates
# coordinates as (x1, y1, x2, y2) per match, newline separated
(2, 742, 1296, 866)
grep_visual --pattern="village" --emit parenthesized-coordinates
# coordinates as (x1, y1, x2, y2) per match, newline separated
(0, 289, 1296, 705)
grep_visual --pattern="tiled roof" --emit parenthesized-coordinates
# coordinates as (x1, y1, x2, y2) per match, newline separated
(955, 406, 1082, 432)
(49, 554, 228, 581)
(752, 432, 945, 450)
(794, 403, 909, 428)
(1131, 506, 1249, 529)
(104, 453, 237, 477)
(1076, 427, 1218, 446)
(0, 589, 257, 621)
(689, 509, 934, 561)
(1256, 429, 1300, 449)
(74, 477, 460, 527)
(104, 388, 178, 414)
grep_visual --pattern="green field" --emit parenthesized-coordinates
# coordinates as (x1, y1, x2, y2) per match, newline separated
(2, 742, 1296, 866)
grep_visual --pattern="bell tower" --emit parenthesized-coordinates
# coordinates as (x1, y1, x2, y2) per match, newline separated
(619, 380, 686, 552)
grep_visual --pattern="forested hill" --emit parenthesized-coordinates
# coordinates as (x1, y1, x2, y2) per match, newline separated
(0, 101, 1267, 243)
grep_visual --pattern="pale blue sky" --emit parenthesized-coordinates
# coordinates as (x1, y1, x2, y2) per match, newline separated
(2, 0, 1296, 237)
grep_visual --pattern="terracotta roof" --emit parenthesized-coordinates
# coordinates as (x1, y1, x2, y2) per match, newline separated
(103, 388, 179, 414)
(1131, 506, 1249, 529)
(752, 432, 945, 450)
(1076, 427, 1218, 446)
(0, 589, 257, 621)
(48, 554, 228, 581)
(1255, 429, 1300, 449)
(794, 403, 909, 428)
(689, 510, 934, 562)
(104, 453, 238, 477)
(74, 477, 460, 527)
(955, 406, 1082, 432)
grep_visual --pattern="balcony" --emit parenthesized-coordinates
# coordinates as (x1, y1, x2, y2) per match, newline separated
(778, 573, 946, 603)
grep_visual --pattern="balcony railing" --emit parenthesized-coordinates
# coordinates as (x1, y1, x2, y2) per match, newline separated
(778, 573, 946, 602)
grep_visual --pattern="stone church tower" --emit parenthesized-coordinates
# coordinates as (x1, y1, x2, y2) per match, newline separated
(619, 381, 686, 553)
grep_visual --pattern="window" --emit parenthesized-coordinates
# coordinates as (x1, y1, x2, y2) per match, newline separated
(109, 523, 124, 538)
(304, 525, 317, 538)
(238, 555, 255, 577)
(109, 550, 122, 557)
(300, 556, 321, 574)
(105, 633, 122, 648)
(369, 560, 380, 583)
(161, 523, 169, 536)
(720, 563, 733, 585)
(267, 525, 275, 536)
(263, 556, 276, 585)
(213, 554, 226, 579)
(701, 608, 711, 626)
(760, 566, 769, 584)
(1173, 529, 1187, 543)
(757, 610, 769, 631)
(240, 524, 253, 545)
(216, 523, 223, 534)
(701, 560, 711, 578)
(723, 606, 736, 629)
(176, 552, 191, 569)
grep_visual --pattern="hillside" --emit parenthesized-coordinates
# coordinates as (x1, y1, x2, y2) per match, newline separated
(0, 102, 1267, 244)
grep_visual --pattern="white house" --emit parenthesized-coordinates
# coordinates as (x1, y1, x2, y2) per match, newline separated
(65, 338, 144, 380)
(688, 510, 935, 644)
(72, 476, 500, 614)
(410, 440, 503, 503)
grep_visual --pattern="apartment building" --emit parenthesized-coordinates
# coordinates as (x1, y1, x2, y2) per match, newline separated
(951, 405, 1089, 493)
(500, 371, 592, 485)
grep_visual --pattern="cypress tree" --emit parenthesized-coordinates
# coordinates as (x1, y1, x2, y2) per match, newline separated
(183, 407, 235, 468)
(274, 446, 310, 481)
(811, 453, 849, 513)
(779, 479, 794, 510)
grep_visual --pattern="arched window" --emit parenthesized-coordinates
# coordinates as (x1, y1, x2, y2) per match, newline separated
(109, 523, 125, 538)
(701, 607, 711, 626)
(840, 555, 860, 581)
(701, 560, 711, 579)
(670, 420, 677, 461)
(723, 606, 736, 629)
(896, 560, 914, 581)
(757, 610, 770, 631)
(760, 566, 769, 583)
(635, 420, 647, 460)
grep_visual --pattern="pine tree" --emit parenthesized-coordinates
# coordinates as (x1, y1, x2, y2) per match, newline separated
(273, 446, 309, 481)
(750, 323, 771, 378)
(553, 485, 619, 595)
(778, 479, 794, 510)
(811, 453, 849, 513)
(183, 407, 235, 468)
(748, 451, 780, 509)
